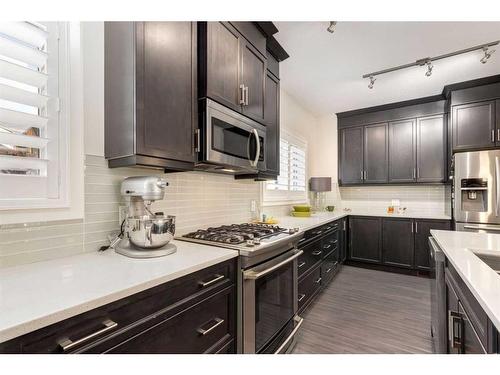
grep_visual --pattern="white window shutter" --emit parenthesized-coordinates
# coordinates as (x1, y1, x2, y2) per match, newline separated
(0, 21, 64, 207)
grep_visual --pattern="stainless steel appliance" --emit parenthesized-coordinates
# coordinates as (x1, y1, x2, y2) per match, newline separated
(429, 237, 447, 353)
(115, 176, 177, 258)
(179, 223, 304, 353)
(196, 99, 266, 174)
(454, 150, 500, 233)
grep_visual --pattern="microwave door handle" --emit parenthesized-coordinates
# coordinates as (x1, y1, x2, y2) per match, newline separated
(249, 129, 260, 167)
(496, 157, 500, 217)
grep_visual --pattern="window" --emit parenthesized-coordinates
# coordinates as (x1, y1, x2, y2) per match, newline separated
(264, 131, 307, 204)
(0, 22, 69, 209)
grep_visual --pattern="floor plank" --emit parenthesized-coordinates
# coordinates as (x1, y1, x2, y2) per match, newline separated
(292, 265, 433, 354)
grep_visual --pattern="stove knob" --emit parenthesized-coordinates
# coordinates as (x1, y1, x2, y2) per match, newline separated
(253, 238, 261, 245)
(246, 240, 255, 247)
(289, 228, 300, 234)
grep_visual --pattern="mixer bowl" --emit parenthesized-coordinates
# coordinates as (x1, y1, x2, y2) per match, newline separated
(127, 215, 176, 249)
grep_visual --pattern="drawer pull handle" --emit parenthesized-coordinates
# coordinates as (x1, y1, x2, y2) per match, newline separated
(298, 261, 306, 268)
(323, 244, 331, 249)
(326, 267, 333, 274)
(198, 274, 224, 288)
(312, 250, 322, 256)
(314, 277, 322, 284)
(58, 319, 118, 352)
(197, 318, 224, 336)
(298, 293, 306, 302)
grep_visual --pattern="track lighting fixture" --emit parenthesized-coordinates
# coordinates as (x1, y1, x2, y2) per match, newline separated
(327, 21, 337, 34)
(480, 46, 495, 64)
(368, 76, 376, 89)
(425, 60, 433, 77)
(362, 40, 499, 89)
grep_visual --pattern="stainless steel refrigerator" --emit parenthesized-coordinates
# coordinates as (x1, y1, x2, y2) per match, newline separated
(454, 150, 500, 233)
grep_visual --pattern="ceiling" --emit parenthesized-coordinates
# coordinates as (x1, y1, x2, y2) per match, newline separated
(274, 22, 500, 116)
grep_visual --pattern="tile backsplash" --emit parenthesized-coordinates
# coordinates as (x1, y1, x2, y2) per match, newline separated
(0, 155, 260, 268)
(340, 185, 451, 216)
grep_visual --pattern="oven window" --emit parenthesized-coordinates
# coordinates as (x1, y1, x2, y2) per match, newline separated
(254, 258, 294, 352)
(212, 117, 251, 160)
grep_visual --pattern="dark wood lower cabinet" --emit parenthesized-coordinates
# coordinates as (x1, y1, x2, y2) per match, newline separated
(414, 219, 451, 270)
(382, 218, 414, 268)
(0, 258, 237, 354)
(349, 216, 382, 263)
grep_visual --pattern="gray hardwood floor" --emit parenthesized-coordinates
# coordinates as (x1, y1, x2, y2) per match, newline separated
(292, 265, 433, 354)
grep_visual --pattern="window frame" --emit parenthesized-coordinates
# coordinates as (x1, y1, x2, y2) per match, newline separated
(262, 130, 308, 206)
(0, 22, 84, 225)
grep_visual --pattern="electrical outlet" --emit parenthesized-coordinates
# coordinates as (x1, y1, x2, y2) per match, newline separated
(119, 205, 128, 225)
(251, 200, 257, 212)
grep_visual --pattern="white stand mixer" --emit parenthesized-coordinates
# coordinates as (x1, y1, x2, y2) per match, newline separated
(113, 176, 177, 258)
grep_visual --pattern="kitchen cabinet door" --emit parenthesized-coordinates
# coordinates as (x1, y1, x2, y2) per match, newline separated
(205, 22, 242, 112)
(136, 22, 197, 163)
(459, 302, 487, 354)
(414, 220, 450, 270)
(416, 114, 446, 182)
(382, 218, 414, 268)
(388, 119, 416, 183)
(349, 216, 382, 263)
(263, 71, 280, 175)
(339, 127, 364, 184)
(446, 276, 460, 354)
(452, 100, 496, 151)
(240, 38, 266, 123)
(364, 123, 388, 183)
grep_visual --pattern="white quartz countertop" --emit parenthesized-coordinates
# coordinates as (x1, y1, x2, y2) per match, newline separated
(0, 240, 237, 343)
(430, 230, 500, 330)
(273, 210, 451, 231)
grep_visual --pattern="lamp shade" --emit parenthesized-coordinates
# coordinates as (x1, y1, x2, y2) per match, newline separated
(309, 177, 332, 192)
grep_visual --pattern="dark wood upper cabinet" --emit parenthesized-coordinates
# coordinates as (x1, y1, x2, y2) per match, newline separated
(263, 70, 280, 175)
(203, 22, 241, 112)
(388, 119, 416, 183)
(339, 126, 364, 184)
(414, 219, 450, 270)
(199, 22, 267, 124)
(104, 22, 197, 171)
(452, 100, 496, 151)
(364, 123, 388, 183)
(382, 218, 414, 268)
(241, 40, 266, 123)
(416, 114, 446, 183)
(349, 216, 382, 263)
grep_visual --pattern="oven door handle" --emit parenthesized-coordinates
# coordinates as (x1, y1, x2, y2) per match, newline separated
(274, 315, 304, 354)
(243, 250, 303, 280)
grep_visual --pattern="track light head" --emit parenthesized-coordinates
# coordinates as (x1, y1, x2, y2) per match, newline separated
(368, 76, 376, 89)
(327, 21, 337, 34)
(480, 46, 495, 64)
(425, 60, 433, 77)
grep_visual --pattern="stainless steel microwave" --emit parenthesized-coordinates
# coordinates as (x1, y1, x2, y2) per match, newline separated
(196, 99, 266, 173)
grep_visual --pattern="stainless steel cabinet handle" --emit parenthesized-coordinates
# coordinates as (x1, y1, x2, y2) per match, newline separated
(244, 86, 249, 106)
(323, 244, 331, 249)
(58, 319, 118, 352)
(492, 129, 496, 143)
(448, 311, 462, 351)
(244, 250, 303, 280)
(497, 129, 500, 142)
(411, 222, 413, 233)
(413, 168, 416, 179)
(298, 261, 306, 268)
(314, 277, 322, 284)
(239, 84, 245, 105)
(312, 250, 322, 256)
(364, 170, 367, 180)
(194, 129, 200, 152)
(197, 317, 224, 336)
(326, 267, 333, 274)
(415, 221, 418, 233)
(360, 170, 363, 180)
(274, 316, 304, 354)
(496, 157, 500, 217)
(298, 293, 306, 302)
(198, 274, 224, 288)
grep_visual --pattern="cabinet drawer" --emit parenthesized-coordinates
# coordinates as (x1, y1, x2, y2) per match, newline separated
(321, 231, 339, 258)
(297, 238, 323, 277)
(1, 259, 236, 353)
(298, 266, 322, 312)
(105, 286, 235, 354)
(321, 248, 339, 285)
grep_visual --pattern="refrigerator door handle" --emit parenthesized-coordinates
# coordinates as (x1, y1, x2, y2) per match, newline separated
(496, 157, 500, 217)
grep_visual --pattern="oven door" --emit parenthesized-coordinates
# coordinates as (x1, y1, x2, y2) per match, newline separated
(204, 99, 266, 172)
(242, 248, 303, 353)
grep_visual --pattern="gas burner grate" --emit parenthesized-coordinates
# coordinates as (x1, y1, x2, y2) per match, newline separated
(183, 223, 288, 245)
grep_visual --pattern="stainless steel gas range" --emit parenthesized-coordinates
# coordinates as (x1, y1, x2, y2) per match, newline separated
(178, 223, 305, 354)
